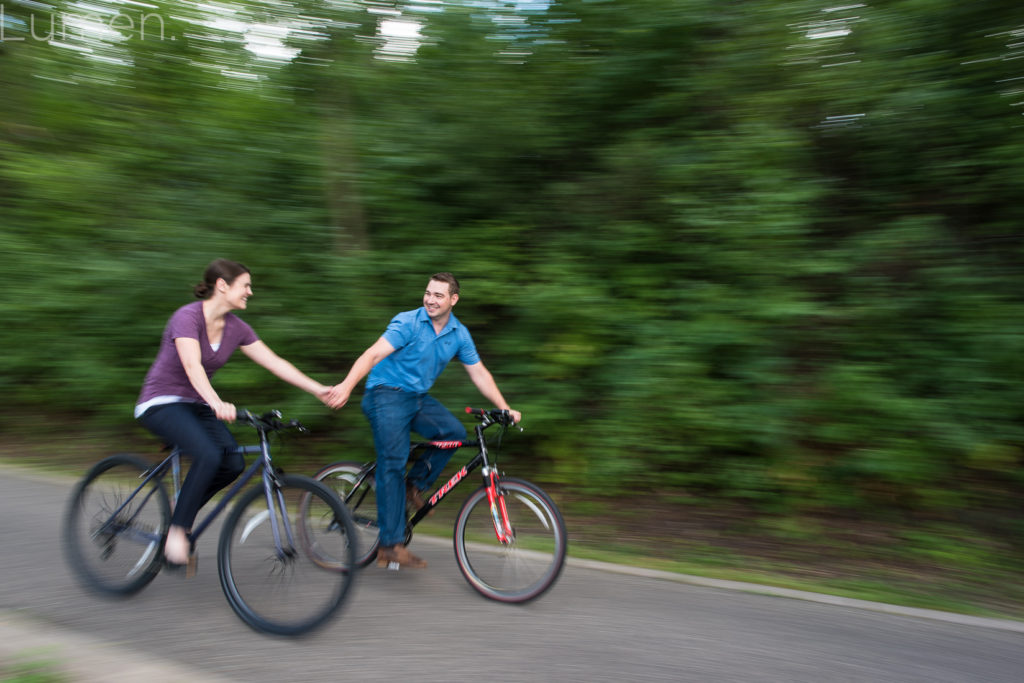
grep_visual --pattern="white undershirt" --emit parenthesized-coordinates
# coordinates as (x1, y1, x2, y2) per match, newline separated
(134, 395, 189, 418)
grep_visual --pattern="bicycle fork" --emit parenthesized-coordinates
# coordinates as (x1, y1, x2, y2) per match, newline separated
(484, 468, 514, 544)
(236, 470, 297, 562)
(265, 473, 298, 560)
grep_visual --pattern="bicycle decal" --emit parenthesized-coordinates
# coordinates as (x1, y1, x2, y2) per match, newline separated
(429, 465, 468, 506)
(429, 440, 464, 449)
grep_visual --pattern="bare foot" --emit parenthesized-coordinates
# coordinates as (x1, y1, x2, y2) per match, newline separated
(164, 525, 190, 564)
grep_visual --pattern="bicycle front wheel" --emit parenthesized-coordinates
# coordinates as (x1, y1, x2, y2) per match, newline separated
(63, 454, 170, 596)
(218, 474, 357, 636)
(454, 477, 567, 603)
(311, 461, 380, 567)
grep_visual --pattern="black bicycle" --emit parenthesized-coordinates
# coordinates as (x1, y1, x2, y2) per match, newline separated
(311, 407, 566, 603)
(62, 409, 358, 636)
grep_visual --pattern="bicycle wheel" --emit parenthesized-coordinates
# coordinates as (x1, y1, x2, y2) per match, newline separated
(218, 474, 357, 636)
(63, 454, 170, 596)
(311, 461, 380, 567)
(454, 477, 567, 603)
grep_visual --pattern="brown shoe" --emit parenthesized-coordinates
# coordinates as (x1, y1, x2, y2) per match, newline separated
(377, 544, 427, 570)
(406, 484, 433, 516)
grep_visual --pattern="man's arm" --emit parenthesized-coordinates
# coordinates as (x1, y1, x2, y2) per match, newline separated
(326, 336, 396, 409)
(463, 361, 521, 423)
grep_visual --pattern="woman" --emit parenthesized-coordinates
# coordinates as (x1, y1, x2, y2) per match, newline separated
(135, 259, 328, 568)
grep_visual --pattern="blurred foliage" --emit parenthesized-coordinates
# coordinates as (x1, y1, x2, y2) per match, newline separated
(2, 0, 1024, 540)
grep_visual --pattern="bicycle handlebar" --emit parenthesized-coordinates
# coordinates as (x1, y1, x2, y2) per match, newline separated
(237, 409, 308, 433)
(465, 406, 517, 427)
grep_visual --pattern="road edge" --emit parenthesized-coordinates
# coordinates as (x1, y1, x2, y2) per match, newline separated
(564, 556, 1024, 633)
(0, 609, 238, 683)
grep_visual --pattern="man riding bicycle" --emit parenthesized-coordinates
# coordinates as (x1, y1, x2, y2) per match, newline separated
(326, 272, 520, 569)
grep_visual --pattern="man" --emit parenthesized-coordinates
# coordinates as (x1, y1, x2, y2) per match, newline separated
(326, 272, 521, 569)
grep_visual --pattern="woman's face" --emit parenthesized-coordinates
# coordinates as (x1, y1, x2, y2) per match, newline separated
(221, 273, 252, 310)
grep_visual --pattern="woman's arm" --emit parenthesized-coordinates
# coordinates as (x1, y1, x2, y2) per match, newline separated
(240, 340, 328, 398)
(175, 337, 236, 421)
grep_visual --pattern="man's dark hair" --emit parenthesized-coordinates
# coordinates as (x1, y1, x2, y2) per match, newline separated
(429, 272, 460, 297)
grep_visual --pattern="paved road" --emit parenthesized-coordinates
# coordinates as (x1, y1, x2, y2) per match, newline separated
(2, 463, 1023, 682)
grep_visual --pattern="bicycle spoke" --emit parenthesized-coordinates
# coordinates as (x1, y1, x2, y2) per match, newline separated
(64, 455, 170, 595)
(311, 461, 380, 567)
(129, 542, 160, 578)
(454, 478, 566, 603)
(218, 475, 357, 636)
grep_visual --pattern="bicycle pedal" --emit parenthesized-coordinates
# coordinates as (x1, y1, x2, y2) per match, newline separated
(386, 561, 400, 571)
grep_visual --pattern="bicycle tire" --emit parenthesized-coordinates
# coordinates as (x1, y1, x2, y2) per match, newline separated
(454, 477, 567, 603)
(217, 474, 357, 636)
(63, 454, 171, 596)
(310, 461, 380, 568)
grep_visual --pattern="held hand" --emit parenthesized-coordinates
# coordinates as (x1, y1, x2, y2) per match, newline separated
(507, 409, 522, 424)
(316, 386, 335, 409)
(317, 384, 337, 409)
(325, 384, 352, 410)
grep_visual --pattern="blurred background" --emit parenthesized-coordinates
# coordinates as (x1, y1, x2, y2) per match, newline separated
(2, 0, 1023, 614)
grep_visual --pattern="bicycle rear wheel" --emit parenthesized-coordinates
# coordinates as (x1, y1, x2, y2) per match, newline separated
(311, 461, 380, 567)
(454, 477, 567, 603)
(218, 474, 357, 636)
(63, 454, 170, 596)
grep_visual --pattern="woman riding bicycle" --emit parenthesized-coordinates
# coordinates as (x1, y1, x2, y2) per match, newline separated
(135, 259, 330, 568)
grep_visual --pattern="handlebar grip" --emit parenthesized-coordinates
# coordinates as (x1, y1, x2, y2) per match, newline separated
(236, 409, 300, 431)
(465, 407, 515, 425)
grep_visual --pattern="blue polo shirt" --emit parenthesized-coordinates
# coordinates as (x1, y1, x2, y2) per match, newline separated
(366, 307, 480, 394)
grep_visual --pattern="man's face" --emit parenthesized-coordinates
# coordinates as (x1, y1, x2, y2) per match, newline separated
(423, 279, 458, 320)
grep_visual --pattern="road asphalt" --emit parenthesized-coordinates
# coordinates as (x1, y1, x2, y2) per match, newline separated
(3, 460, 1023, 682)
(4, 554, 1022, 682)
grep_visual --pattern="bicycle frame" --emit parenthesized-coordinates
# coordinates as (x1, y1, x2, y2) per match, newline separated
(98, 430, 297, 559)
(352, 418, 515, 543)
(188, 444, 264, 541)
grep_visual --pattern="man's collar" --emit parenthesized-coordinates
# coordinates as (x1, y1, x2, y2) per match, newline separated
(418, 306, 459, 332)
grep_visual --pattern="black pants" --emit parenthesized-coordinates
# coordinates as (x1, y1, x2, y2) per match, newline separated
(138, 402, 244, 529)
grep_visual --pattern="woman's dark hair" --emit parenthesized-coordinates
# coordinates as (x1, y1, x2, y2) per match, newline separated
(194, 259, 251, 299)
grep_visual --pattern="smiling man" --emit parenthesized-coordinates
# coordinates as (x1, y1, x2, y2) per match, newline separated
(326, 272, 520, 569)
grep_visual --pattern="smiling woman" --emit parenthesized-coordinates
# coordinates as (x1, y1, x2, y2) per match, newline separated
(192, 258, 249, 302)
(134, 259, 331, 569)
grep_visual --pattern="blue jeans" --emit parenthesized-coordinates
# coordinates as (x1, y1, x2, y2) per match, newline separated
(361, 386, 466, 547)
(137, 402, 244, 530)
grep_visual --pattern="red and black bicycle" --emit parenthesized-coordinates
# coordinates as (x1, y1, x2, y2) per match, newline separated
(311, 407, 566, 603)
